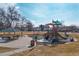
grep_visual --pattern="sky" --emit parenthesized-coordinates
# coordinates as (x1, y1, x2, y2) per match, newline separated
(0, 3, 79, 26)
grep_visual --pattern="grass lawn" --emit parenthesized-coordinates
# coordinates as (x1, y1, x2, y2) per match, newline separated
(0, 47, 15, 53)
(12, 33, 79, 56)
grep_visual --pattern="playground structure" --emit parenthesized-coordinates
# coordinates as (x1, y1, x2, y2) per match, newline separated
(31, 20, 77, 46)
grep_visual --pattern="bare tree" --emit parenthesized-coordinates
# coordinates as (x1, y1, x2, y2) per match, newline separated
(39, 24, 44, 31)
(0, 8, 6, 30)
(0, 6, 33, 31)
(7, 6, 20, 28)
(27, 21, 33, 31)
(21, 17, 33, 31)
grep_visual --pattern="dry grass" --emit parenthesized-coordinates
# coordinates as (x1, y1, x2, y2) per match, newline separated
(12, 43, 79, 56)
(12, 33, 79, 56)
(0, 32, 46, 36)
(0, 47, 15, 53)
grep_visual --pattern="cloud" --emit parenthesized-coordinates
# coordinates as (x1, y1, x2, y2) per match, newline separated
(0, 3, 21, 14)
(31, 4, 49, 18)
(0, 3, 16, 8)
(32, 10, 46, 18)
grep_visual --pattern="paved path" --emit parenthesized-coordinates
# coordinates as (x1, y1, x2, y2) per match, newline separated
(0, 35, 32, 48)
(0, 35, 33, 56)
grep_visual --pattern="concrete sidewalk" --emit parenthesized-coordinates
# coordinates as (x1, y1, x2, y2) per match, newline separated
(0, 35, 33, 56)
(0, 35, 32, 48)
